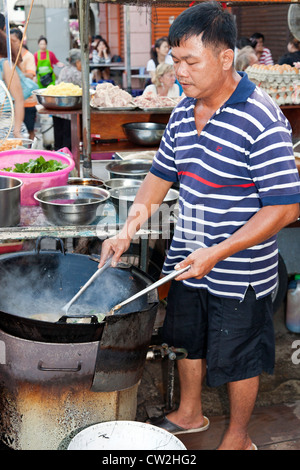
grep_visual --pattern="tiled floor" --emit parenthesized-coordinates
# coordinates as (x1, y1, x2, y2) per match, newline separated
(177, 401, 300, 450)
(136, 302, 300, 451)
(1, 401, 299, 451)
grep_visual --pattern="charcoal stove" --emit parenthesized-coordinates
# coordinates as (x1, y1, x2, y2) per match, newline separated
(0, 240, 158, 450)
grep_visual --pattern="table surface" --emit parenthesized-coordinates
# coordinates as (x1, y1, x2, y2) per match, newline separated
(89, 62, 143, 71)
(0, 202, 176, 241)
(37, 105, 172, 115)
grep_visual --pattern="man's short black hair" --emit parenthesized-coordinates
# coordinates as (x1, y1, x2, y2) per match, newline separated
(0, 13, 5, 31)
(168, 1, 237, 52)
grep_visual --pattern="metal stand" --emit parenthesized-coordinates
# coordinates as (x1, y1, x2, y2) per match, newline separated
(147, 343, 187, 412)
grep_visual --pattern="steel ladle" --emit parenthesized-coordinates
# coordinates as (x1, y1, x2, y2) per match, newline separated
(33, 262, 190, 324)
(105, 264, 191, 316)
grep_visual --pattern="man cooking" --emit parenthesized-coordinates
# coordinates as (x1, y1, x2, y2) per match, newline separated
(99, 2, 300, 450)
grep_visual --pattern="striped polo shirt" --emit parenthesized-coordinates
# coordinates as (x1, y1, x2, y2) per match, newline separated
(150, 72, 300, 300)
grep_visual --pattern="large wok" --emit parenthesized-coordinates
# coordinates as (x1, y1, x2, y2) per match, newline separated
(0, 237, 158, 343)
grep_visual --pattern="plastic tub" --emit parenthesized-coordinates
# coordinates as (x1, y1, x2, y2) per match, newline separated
(286, 274, 300, 333)
(67, 420, 187, 450)
(0, 149, 75, 205)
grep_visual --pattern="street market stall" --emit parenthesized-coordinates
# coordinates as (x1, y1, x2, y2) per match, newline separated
(1, 0, 300, 451)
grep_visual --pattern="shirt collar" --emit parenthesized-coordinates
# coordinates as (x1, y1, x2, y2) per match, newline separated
(188, 71, 256, 109)
(225, 71, 256, 105)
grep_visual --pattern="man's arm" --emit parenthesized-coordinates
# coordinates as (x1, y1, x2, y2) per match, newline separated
(175, 203, 300, 281)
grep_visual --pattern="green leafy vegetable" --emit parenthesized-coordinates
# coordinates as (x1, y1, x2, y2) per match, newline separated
(2, 156, 68, 173)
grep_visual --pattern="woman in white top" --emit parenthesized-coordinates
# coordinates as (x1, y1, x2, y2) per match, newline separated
(143, 63, 180, 99)
(146, 37, 173, 80)
(92, 37, 111, 82)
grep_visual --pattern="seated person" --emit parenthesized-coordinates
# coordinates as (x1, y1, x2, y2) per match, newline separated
(146, 37, 173, 81)
(143, 63, 180, 99)
(235, 46, 258, 71)
(250, 32, 273, 66)
(278, 37, 300, 67)
(92, 37, 111, 82)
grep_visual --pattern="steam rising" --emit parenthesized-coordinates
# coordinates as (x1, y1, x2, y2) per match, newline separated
(0, 257, 148, 322)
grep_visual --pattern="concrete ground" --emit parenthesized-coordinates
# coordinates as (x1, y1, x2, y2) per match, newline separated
(136, 301, 300, 447)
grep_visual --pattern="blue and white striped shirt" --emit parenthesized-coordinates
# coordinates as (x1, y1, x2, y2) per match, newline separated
(150, 72, 300, 300)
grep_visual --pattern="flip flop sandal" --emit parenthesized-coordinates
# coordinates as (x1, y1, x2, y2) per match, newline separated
(149, 414, 210, 435)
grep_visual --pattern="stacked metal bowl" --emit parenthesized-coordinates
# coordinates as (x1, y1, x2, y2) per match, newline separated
(122, 122, 166, 146)
(34, 185, 110, 226)
(34, 90, 82, 110)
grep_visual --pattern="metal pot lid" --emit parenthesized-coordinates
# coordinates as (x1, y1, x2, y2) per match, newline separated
(106, 159, 152, 175)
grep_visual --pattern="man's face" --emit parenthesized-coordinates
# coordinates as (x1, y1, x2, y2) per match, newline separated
(171, 35, 230, 100)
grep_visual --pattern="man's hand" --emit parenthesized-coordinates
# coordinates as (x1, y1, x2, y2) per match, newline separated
(174, 203, 300, 281)
(99, 172, 173, 269)
(173, 246, 218, 281)
(98, 234, 131, 268)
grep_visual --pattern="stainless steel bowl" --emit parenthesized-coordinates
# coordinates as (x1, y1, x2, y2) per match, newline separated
(0, 175, 22, 227)
(34, 185, 110, 226)
(106, 159, 152, 180)
(110, 186, 179, 214)
(34, 90, 82, 110)
(68, 177, 104, 187)
(122, 122, 166, 146)
(104, 178, 143, 190)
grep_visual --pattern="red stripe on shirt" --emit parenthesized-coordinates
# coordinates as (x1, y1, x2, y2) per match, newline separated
(178, 170, 256, 188)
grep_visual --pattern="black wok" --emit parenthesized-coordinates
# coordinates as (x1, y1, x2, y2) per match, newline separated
(0, 238, 157, 343)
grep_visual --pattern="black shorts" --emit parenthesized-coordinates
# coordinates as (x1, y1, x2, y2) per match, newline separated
(162, 281, 275, 387)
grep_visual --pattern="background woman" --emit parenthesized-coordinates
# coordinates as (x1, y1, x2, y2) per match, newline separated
(92, 37, 111, 82)
(0, 29, 25, 138)
(34, 36, 64, 88)
(250, 32, 273, 66)
(235, 46, 258, 71)
(278, 37, 300, 67)
(52, 48, 82, 150)
(146, 37, 173, 80)
(143, 63, 180, 99)
(10, 28, 37, 139)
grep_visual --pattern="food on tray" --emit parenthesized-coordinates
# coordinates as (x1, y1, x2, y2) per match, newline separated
(117, 150, 156, 160)
(133, 91, 181, 108)
(1, 156, 68, 173)
(0, 139, 23, 151)
(91, 82, 133, 108)
(42, 82, 82, 96)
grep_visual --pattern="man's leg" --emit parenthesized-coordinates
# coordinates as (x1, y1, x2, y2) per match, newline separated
(218, 376, 259, 450)
(166, 357, 207, 429)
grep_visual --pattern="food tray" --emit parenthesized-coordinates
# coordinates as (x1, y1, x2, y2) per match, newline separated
(138, 107, 174, 112)
(114, 151, 156, 161)
(90, 103, 137, 111)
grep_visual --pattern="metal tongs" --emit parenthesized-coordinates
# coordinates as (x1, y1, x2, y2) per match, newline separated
(106, 264, 191, 316)
(61, 256, 112, 315)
